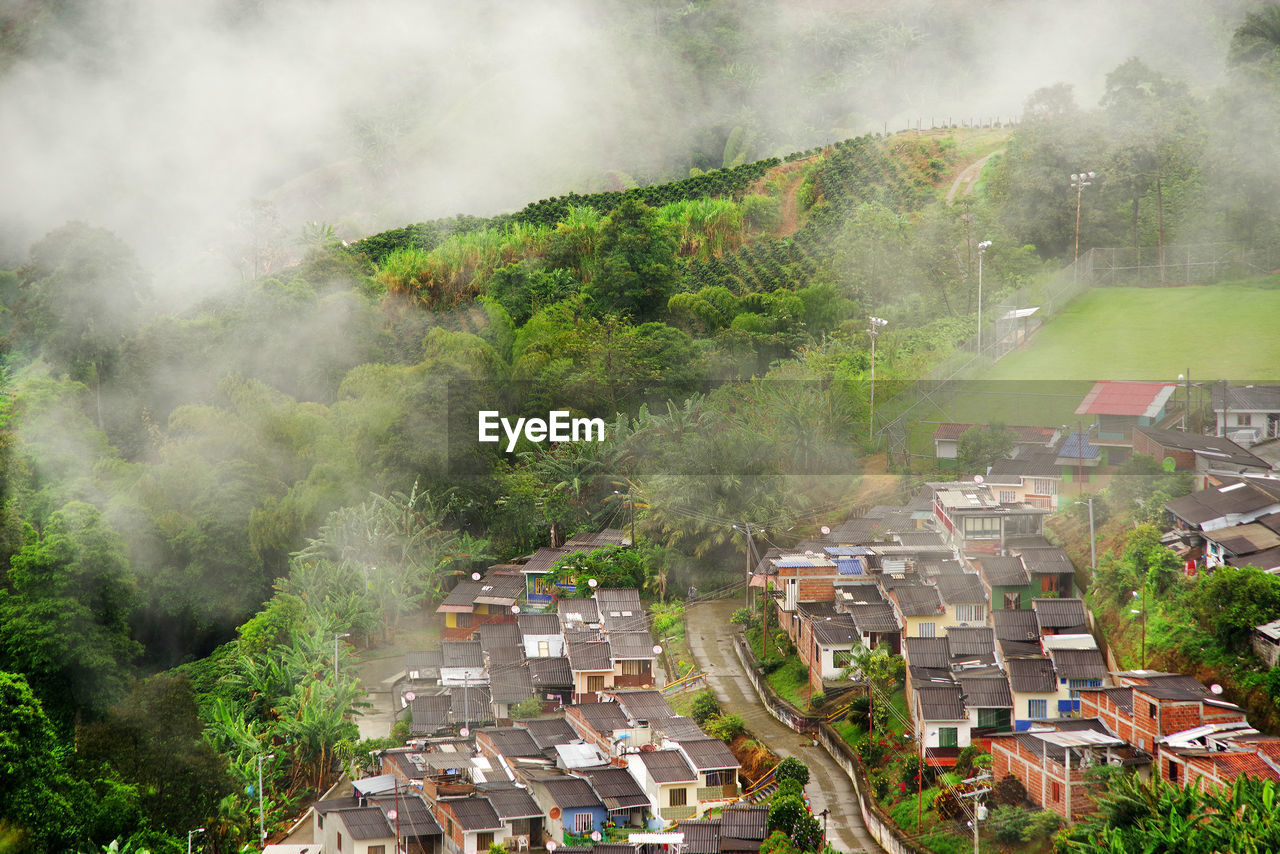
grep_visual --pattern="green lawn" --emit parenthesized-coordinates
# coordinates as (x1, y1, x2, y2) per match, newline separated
(982, 281, 1280, 382)
(887, 280, 1280, 448)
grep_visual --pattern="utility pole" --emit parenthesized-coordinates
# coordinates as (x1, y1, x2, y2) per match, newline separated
(256, 752, 275, 843)
(868, 316, 888, 441)
(1071, 172, 1096, 281)
(977, 241, 991, 358)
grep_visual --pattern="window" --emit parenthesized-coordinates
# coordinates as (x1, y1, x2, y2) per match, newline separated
(977, 708, 1011, 730)
(537, 640, 550, 657)
(918, 622, 936, 638)
(573, 812, 592, 833)
(456, 612, 472, 628)
(1003, 592, 1022, 610)
(1148, 702, 1158, 719)
(318, 814, 324, 829)
(477, 832, 495, 850)
(587, 675, 605, 692)
(938, 727, 958, 748)
(1051, 781, 1061, 802)
(621, 660, 643, 676)
(956, 604, 985, 622)
(369, 847, 386, 854)
(1067, 678, 1102, 699)
(1239, 414, 1253, 426)
(1028, 699, 1047, 719)
(999, 490, 1017, 504)
(337, 831, 343, 852)
(833, 649, 855, 669)
(1032, 478, 1057, 496)
(706, 769, 734, 787)
(1168, 760, 1179, 783)
(670, 788, 688, 807)
(963, 516, 1001, 539)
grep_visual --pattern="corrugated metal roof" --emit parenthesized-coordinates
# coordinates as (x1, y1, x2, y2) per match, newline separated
(1032, 598, 1088, 629)
(917, 684, 967, 721)
(637, 749, 697, 783)
(516, 717, 578, 750)
(442, 796, 503, 832)
(904, 637, 951, 670)
(959, 674, 1013, 709)
(1075, 381, 1177, 417)
(676, 738, 740, 771)
(721, 805, 768, 842)
(1007, 658, 1056, 694)
(993, 609, 1040, 643)
(529, 656, 573, 687)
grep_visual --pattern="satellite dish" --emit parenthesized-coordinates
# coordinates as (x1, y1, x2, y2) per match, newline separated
(387, 809, 398, 821)
(511, 604, 521, 615)
(652, 644, 663, 655)
(804, 550, 814, 556)
(591, 831, 603, 842)
(821, 526, 831, 535)
(1210, 684, 1224, 695)
(404, 691, 416, 702)
(471, 572, 482, 581)
(460, 726, 470, 738)
(549, 807, 562, 820)
(973, 474, 984, 484)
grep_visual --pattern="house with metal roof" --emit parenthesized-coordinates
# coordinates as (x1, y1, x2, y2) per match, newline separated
(888, 583, 946, 640)
(944, 626, 997, 669)
(528, 657, 574, 708)
(523, 772, 609, 841)
(931, 423, 1059, 461)
(931, 482, 1048, 554)
(800, 613, 863, 686)
(565, 632, 615, 703)
(675, 738, 741, 811)
(518, 613, 565, 658)
(437, 571, 525, 640)
(1133, 424, 1272, 480)
(1075, 380, 1180, 456)
(968, 552, 1036, 612)
(434, 795, 508, 854)
(933, 573, 988, 627)
(985, 455, 1063, 511)
(915, 684, 972, 761)
(626, 749, 700, 822)
(959, 674, 1014, 736)
(475, 783, 544, 849)
(992, 608, 1043, 659)
(1007, 657, 1060, 730)
(989, 721, 1135, 823)
(1032, 598, 1089, 635)
(571, 766, 650, 828)
(1212, 383, 1280, 446)
(515, 717, 579, 757)
(1043, 637, 1108, 715)
(441, 641, 486, 687)
(315, 803, 396, 854)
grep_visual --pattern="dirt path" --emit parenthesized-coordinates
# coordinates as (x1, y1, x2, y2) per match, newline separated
(686, 599, 881, 853)
(945, 150, 1002, 204)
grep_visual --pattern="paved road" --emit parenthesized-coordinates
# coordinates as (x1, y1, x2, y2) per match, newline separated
(686, 599, 881, 854)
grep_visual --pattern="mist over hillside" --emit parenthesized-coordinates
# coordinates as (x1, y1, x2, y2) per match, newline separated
(0, 0, 1247, 290)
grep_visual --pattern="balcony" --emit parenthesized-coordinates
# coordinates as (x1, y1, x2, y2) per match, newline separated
(697, 784, 739, 802)
(659, 805, 696, 822)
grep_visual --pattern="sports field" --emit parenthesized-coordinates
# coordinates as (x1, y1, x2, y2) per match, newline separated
(890, 279, 1280, 438)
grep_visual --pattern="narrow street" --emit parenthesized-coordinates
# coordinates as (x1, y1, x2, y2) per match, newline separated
(686, 599, 881, 854)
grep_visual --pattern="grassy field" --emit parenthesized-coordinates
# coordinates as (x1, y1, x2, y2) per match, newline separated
(983, 280, 1280, 382)
(889, 280, 1280, 445)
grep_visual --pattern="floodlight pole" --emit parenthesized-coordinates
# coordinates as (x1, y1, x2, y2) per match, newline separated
(334, 632, 350, 682)
(1071, 172, 1096, 280)
(977, 241, 991, 358)
(868, 316, 888, 441)
(257, 752, 275, 843)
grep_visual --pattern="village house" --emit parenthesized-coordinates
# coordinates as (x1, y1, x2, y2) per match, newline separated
(989, 721, 1134, 822)
(970, 553, 1036, 611)
(1132, 425, 1272, 483)
(1006, 657, 1060, 730)
(625, 748, 701, 822)
(931, 422, 1059, 462)
(931, 482, 1048, 554)
(1212, 384, 1280, 446)
(433, 795, 509, 854)
(1074, 380, 1181, 462)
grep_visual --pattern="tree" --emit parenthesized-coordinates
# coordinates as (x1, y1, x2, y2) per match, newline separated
(766, 795, 821, 851)
(993, 773, 1028, 807)
(1230, 5, 1280, 76)
(774, 756, 811, 788)
(957, 423, 1016, 474)
(0, 502, 141, 726)
(1193, 564, 1280, 652)
(545, 546, 649, 597)
(0, 672, 78, 853)
(76, 674, 233, 839)
(758, 831, 800, 854)
(509, 696, 544, 719)
(583, 198, 678, 321)
(690, 690, 720, 725)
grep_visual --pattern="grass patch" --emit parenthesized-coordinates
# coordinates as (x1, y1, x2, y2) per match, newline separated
(764, 657, 813, 709)
(981, 283, 1280, 382)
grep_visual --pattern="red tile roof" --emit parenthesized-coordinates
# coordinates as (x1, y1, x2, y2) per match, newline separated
(1075, 381, 1177, 417)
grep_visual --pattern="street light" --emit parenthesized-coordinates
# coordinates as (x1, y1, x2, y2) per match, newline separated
(976, 241, 991, 357)
(187, 827, 205, 854)
(868, 316, 888, 441)
(1131, 589, 1146, 669)
(256, 752, 276, 842)
(334, 632, 350, 682)
(1070, 172, 1096, 278)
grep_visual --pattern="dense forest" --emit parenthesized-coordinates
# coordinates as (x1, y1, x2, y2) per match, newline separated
(2, 1, 1280, 851)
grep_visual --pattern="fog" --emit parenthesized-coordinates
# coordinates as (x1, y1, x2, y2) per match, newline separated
(0, 0, 1248, 293)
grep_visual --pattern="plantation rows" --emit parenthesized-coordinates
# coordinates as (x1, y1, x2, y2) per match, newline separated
(509, 158, 782, 228)
(808, 136, 927, 224)
(683, 233, 822, 294)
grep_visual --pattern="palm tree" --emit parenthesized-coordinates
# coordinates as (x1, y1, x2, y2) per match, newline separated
(1230, 5, 1280, 71)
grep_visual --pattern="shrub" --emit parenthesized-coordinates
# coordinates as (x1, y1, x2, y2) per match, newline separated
(758, 830, 799, 854)
(870, 772, 891, 800)
(988, 805, 1031, 845)
(900, 754, 923, 789)
(807, 691, 826, 711)
(509, 695, 543, 719)
(690, 690, 721, 725)
(993, 774, 1028, 807)
(933, 783, 979, 821)
(774, 756, 811, 788)
(730, 607, 753, 627)
(953, 745, 986, 780)
(774, 778, 804, 801)
(705, 713, 747, 741)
